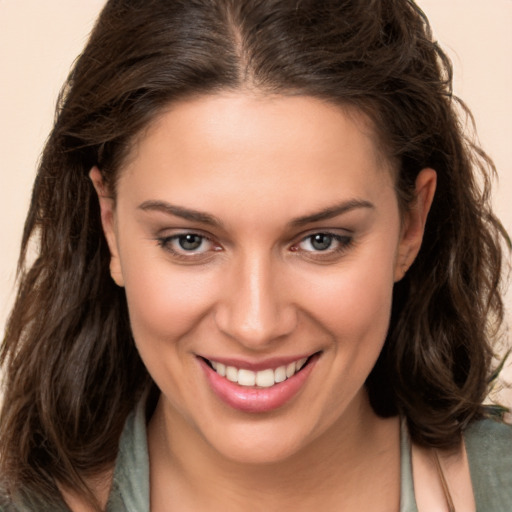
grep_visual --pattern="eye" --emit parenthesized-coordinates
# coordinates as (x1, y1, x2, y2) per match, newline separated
(175, 234, 205, 251)
(302, 233, 336, 251)
(291, 232, 354, 259)
(156, 232, 219, 258)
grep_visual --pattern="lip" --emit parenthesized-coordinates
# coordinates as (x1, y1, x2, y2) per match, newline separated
(198, 354, 313, 372)
(199, 353, 319, 413)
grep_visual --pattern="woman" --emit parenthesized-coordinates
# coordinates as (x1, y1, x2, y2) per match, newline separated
(1, 0, 510, 510)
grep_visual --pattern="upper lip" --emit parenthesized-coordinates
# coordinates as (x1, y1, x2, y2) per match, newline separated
(198, 353, 318, 371)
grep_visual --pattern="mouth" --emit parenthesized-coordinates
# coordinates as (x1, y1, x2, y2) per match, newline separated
(203, 356, 311, 388)
(198, 353, 320, 413)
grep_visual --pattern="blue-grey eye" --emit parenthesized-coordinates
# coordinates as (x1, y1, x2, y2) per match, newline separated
(296, 232, 352, 255)
(178, 234, 203, 251)
(309, 233, 334, 251)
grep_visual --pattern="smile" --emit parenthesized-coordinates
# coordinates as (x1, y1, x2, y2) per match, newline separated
(208, 357, 309, 388)
(200, 354, 319, 413)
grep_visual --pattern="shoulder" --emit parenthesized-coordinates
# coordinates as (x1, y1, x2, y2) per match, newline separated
(465, 417, 512, 465)
(107, 393, 150, 511)
(0, 493, 69, 512)
(0, 489, 20, 512)
(0, 494, 27, 512)
(464, 418, 512, 508)
(0, 480, 71, 511)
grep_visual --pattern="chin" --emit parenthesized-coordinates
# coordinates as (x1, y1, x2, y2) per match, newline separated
(192, 409, 332, 467)
(209, 428, 310, 466)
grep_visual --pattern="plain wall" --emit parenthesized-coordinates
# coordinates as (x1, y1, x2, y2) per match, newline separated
(1, 0, 511, 405)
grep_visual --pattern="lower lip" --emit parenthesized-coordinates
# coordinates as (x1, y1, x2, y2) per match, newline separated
(199, 355, 318, 413)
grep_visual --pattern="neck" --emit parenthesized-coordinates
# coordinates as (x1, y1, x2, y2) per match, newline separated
(148, 392, 401, 511)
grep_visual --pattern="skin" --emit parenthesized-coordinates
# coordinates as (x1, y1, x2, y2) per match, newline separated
(413, 440, 476, 511)
(90, 93, 436, 511)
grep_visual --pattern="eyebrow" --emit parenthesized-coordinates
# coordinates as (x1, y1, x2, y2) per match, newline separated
(138, 200, 225, 227)
(137, 198, 374, 228)
(289, 199, 375, 227)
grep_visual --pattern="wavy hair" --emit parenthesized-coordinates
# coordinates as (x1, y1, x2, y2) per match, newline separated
(0, 0, 508, 507)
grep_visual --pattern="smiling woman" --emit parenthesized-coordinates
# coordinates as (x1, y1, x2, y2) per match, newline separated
(0, 1, 511, 511)
(91, 94, 433, 470)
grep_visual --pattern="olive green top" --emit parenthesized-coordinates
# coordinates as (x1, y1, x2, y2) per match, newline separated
(3, 397, 512, 511)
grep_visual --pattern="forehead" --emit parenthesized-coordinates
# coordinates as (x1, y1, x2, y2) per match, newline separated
(117, 93, 395, 216)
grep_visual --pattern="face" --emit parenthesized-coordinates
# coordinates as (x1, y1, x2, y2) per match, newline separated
(92, 93, 435, 464)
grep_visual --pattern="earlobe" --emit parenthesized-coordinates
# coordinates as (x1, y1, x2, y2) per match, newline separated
(394, 168, 437, 282)
(89, 167, 125, 287)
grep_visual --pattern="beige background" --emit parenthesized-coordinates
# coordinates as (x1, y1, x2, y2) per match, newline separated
(1, 0, 511, 406)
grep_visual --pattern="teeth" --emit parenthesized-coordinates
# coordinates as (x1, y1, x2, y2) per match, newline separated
(216, 363, 226, 377)
(286, 362, 296, 378)
(274, 366, 287, 383)
(226, 366, 238, 383)
(296, 357, 308, 371)
(255, 369, 275, 388)
(238, 369, 256, 386)
(209, 357, 309, 388)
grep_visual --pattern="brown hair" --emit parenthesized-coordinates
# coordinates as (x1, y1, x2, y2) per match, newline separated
(1, 0, 508, 507)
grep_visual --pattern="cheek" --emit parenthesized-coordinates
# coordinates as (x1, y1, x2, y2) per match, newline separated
(119, 249, 216, 343)
(119, 253, 219, 409)
(309, 269, 393, 354)
(304, 241, 396, 342)
(304, 247, 397, 414)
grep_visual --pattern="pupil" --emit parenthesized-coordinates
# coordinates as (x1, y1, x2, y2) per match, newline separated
(311, 234, 332, 251)
(179, 234, 202, 251)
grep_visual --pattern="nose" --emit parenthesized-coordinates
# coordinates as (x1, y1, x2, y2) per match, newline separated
(214, 253, 298, 349)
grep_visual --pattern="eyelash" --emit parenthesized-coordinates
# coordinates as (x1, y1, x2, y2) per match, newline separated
(155, 231, 354, 262)
(155, 233, 219, 261)
(292, 232, 354, 258)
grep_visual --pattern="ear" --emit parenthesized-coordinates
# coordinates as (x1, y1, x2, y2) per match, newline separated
(394, 168, 437, 282)
(89, 166, 124, 287)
